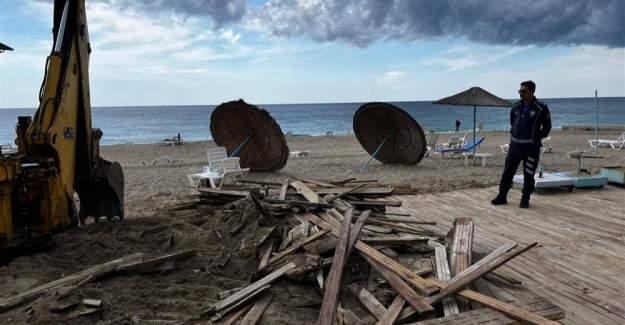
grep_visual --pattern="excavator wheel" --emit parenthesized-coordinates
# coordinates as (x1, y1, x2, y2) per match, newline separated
(78, 158, 124, 222)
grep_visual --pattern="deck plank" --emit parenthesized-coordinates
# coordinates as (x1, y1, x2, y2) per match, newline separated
(394, 185, 625, 325)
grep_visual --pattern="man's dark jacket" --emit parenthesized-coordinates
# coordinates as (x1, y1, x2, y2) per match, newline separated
(509, 97, 552, 146)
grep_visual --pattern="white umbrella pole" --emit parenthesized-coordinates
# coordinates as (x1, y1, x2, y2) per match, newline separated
(594, 90, 598, 155)
(473, 105, 477, 165)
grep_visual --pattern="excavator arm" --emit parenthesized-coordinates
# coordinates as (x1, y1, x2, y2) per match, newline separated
(0, 0, 124, 248)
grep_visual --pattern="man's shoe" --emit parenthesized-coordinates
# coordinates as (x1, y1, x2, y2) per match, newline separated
(519, 199, 530, 209)
(491, 196, 507, 205)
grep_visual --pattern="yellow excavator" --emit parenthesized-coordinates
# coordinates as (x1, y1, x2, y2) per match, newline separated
(0, 0, 124, 249)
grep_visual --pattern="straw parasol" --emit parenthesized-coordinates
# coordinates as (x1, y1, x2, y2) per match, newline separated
(434, 87, 512, 162)
(0, 42, 13, 53)
(353, 102, 427, 170)
(210, 100, 289, 172)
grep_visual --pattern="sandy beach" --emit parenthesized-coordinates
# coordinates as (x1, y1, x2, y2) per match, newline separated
(100, 129, 625, 218)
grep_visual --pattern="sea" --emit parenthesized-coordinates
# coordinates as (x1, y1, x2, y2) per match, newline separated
(1, 97, 624, 145)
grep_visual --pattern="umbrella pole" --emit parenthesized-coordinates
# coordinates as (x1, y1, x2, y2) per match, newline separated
(229, 134, 254, 157)
(594, 90, 598, 155)
(473, 105, 477, 165)
(361, 130, 393, 171)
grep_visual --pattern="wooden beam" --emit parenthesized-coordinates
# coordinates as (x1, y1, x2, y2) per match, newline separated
(262, 198, 334, 209)
(325, 183, 369, 203)
(303, 212, 436, 296)
(365, 256, 433, 314)
(377, 295, 405, 325)
(292, 176, 335, 187)
(279, 178, 291, 200)
(433, 243, 459, 316)
(0, 253, 145, 313)
(237, 179, 283, 186)
(267, 229, 330, 265)
(212, 285, 270, 321)
(361, 236, 428, 246)
(347, 284, 387, 321)
(345, 200, 403, 207)
(318, 211, 352, 325)
(258, 239, 274, 270)
(240, 293, 274, 325)
(447, 217, 474, 311)
(205, 262, 296, 316)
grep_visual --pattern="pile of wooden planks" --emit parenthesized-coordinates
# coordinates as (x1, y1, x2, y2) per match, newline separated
(199, 177, 564, 324)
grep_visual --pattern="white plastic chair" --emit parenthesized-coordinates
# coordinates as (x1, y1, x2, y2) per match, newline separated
(207, 146, 228, 172)
(588, 132, 625, 151)
(187, 157, 249, 189)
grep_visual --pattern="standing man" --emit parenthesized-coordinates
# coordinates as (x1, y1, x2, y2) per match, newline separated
(455, 119, 461, 132)
(491, 81, 551, 208)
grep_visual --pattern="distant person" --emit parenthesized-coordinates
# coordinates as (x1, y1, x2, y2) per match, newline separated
(491, 80, 552, 208)
(455, 120, 461, 132)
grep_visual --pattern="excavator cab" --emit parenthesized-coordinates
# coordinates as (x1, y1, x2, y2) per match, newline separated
(0, 0, 124, 248)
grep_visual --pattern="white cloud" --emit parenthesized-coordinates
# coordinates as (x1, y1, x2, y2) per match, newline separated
(423, 46, 531, 71)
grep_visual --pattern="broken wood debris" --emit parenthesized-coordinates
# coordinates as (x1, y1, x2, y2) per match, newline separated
(158, 176, 564, 325)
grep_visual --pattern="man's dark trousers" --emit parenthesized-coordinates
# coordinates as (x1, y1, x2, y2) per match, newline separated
(498, 143, 541, 199)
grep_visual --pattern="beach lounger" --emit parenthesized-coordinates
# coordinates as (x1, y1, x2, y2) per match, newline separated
(440, 131, 468, 149)
(187, 157, 249, 189)
(588, 131, 625, 150)
(434, 137, 485, 158)
(425, 133, 440, 157)
(161, 133, 183, 146)
(1, 144, 12, 155)
(207, 146, 228, 172)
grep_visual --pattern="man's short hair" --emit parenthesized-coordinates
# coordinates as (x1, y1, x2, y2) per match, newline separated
(521, 80, 536, 92)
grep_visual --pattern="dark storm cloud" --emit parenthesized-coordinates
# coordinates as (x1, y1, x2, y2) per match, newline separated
(39, 0, 247, 28)
(252, 0, 625, 47)
(113, 0, 247, 27)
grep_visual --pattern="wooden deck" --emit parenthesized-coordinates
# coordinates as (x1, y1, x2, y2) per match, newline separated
(394, 185, 625, 325)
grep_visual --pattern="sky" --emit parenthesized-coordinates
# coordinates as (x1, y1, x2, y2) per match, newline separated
(0, 0, 624, 108)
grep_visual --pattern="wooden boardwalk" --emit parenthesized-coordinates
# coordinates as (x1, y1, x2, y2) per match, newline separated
(394, 185, 625, 325)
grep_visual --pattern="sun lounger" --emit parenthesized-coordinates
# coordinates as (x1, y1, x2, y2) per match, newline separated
(514, 173, 575, 190)
(588, 131, 625, 150)
(162, 133, 183, 146)
(1, 144, 13, 155)
(187, 157, 249, 189)
(434, 137, 485, 158)
(207, 146, 228, 172)
(424, 133, 441, 157)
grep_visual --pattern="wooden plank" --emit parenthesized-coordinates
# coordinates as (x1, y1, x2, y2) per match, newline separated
(0, 253, 145, 313)
(213, 285, 270, 321)
(240, 293, 274, 325)
(205, 263, 296, 316)
(279, 178, 290, 200)
(325, 183, 369, 203)
(222, 304, 253, 325)
(292, 176, 335, 187)
(366, 256, 433, 314)
(296, 187, 394, 195)
(347, 284, 387, 321)
(377, 295, 405, 325)
(117, 250, 197, 272)
(262, 198, 334, 209)
(345, 200, 403, 207)
(318, 210, 352, 325)
(237, 179, 283, 186)
(362, 236, 428, 246)
(447, 217, 475, 312)
(197, 187, 249, 197)
(400, 243, 546, 323)
(303, 211, 437, 296)
(348, 209, 371, 252)
(258, 239, 274, 270)
(433, 243, 460, 316)
(267, 229, 330, 265)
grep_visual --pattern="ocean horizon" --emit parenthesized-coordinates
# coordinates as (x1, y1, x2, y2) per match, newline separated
(1, 96, 624, 145)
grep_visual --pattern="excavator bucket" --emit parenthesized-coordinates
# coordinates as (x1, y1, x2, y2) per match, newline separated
(78, 158, 124, 222)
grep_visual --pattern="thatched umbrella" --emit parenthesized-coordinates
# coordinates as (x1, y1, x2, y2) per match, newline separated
(0, 42, 13, 53)
(434, 87, 512, 161)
